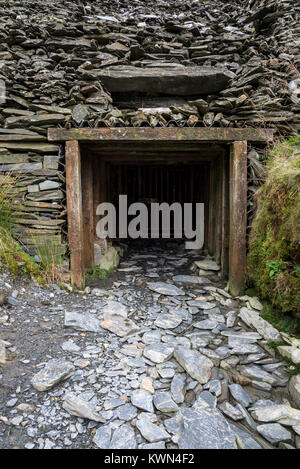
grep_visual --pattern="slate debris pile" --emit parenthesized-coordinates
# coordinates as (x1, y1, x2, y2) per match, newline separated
(0, 0, 298, 130)
(0, 0, 299, 254)
(0, 243, 299, 449)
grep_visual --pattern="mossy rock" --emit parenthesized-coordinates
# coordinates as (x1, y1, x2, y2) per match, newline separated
(247, 138, 300, 319)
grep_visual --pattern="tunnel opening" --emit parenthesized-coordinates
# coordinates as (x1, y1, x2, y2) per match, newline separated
(108, 161, 210, 241)
(79, 141, 229, 284)
(48, 127, 274, 293)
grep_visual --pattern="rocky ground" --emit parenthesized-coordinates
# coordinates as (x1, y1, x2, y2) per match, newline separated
(0, 241, 300, 450)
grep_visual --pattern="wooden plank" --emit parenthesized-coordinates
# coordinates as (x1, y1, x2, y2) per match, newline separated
(208, 159, 217, 256)
(214, 156, 223, 265)
(93, 157, 100, 233)
(221, 152, 230, 278)
(228, 141, 247, 296)
(82, 153, 94, 271)
(84, 144, 225, 153)
(65, 140, 85, 289)
(48, 127, 274, 143)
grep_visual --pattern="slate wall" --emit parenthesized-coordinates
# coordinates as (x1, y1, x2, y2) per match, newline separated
(0, 0, 299, 257)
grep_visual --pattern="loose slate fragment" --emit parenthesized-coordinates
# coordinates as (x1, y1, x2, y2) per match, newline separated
(178, 407, 237, 449)
(31, 359, 75, 391)
(251, 405, 300, 426)
(228, 384, 252, 408)
(241, 365, 277, 385)
(131, 389, 154, 413)
(116, 403, 138, 421)
(238, 307, 281, 341)
(153, 392, 179, 413)
(187, 300, 216, 309)
(174, 348, 213, 384)
(172, 275, 205, 284)
(229, 423, 262, 449)
(154, 314, 182, 329)
(101, 315, 140, 337)
(143, 343, 174, 363)
(147, 282, 185, 296)
(257, 423, 291, 444)
(136, 415, 170, 443)
(0, 340, 6, 366)
(193, 319, 219, 330)
(64, 311, 101, 333)
(109, 424, 137, 449)
(218, 401, 244, 421)
(63, 393, 106, 422)
(93, 426, 112, 449)
(171, 374, 185, 404)
(195, 260, 220, 271)
(102, 300, 128, 318)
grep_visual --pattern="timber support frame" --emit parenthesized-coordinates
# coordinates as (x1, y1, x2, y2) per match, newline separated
(55, 127, 273, 295)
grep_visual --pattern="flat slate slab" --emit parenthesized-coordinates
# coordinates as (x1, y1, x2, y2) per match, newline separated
(101, 315, 140, 337)
(64, 311, 101, 333)
(31, 359, 75, 391)
(62, 393, 106, 422)
(93, 65, 234, 96)
(147, 282, 185, 296)
(178, 407, 237, 449)
(154, 314, 182, 329)
(131, 389, 154, 412)
(136, 415, 170, 443)
(174, 348, 213, 384)
(143, 342, 174, 363)
(238, 307, 281, 342)
(153, 392, 179, 413)
(257, 423, 291, 444)
(94, 423, 137, 449)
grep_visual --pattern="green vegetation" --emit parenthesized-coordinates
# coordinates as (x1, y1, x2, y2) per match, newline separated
(0, 173, 40, 278)
(247, 137, 300, 320)
(261, 302, 299, 336)
(267, 340, 300, 377)
(85, 265, 109, 280)
(30, 234, 65, 284)
(0, 173, 63, 284)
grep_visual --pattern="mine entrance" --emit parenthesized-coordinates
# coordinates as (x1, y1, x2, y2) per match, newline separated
(48, 127, 274, 295)
(80, 142, 226, 274)
(107, 161, 210, 240)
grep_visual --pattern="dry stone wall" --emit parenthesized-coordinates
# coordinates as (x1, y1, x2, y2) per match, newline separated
(0, 0, 299, 256)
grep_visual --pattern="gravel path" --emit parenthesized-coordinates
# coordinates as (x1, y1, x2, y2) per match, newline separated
(0, 241, 299, 449)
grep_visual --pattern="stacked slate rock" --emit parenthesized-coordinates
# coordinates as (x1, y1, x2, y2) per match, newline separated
(0, 0, 299, 253)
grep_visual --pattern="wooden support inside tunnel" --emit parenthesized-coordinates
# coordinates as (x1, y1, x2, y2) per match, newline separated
(60, 128, 273, 294)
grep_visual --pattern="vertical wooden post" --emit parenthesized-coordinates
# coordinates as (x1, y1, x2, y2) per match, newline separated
(65, 140, 85, 289)
(221, 151, 230, 278)
(214, 155, 223, 265)
(93, 157, 100, 233)
(208, 159, 216, 256)
(229, 141, 247, 296)
(82, 153, 94, 271)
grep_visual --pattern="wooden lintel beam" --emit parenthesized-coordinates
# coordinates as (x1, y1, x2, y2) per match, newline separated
(48, 127, 274, 143)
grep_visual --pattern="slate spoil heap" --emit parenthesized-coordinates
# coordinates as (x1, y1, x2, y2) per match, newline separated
(0, 243, 300, 449)
(0, 0, 299, 254)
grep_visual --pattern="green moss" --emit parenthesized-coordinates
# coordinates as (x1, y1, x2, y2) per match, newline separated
(85, 266, 109, 280)
(261, 303, 299, 335)
(247, 139, 300, 320)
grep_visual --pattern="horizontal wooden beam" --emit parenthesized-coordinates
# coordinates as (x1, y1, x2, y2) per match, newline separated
(48, 127, 274, 143)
